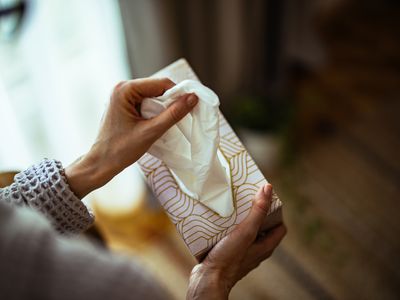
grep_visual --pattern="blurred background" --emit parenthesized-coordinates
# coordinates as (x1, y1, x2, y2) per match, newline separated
(1, 0, 399, 299)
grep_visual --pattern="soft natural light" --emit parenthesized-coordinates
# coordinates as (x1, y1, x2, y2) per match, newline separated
(0, 0, 130, 169)
(0, 0, 145, 207)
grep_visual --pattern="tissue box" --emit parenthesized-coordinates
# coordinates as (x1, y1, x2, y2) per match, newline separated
(138, 59, 282, 260)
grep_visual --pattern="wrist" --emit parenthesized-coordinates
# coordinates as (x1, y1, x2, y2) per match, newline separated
(64, 147, 117, 198)
(187, 264, 230, 300)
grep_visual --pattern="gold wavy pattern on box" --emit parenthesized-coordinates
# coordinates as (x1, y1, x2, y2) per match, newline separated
(138, 113, 282, 257)
(138, 59, 281, 257)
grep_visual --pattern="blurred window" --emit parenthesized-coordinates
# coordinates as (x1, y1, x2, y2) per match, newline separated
(0, 0, 130, 171)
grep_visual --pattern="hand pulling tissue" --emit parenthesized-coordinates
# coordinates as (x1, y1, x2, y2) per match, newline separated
(140, 80, 234, 217)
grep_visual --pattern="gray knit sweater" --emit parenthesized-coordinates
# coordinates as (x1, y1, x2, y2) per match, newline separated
(0, 159, 168, 300)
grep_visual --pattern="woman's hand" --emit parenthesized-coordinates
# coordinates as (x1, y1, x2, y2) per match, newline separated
(187, 184, 286, 300)
(65, 78, 198, 198)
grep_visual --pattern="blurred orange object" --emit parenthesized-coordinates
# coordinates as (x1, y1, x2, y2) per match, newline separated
(0, 171, 18, 188)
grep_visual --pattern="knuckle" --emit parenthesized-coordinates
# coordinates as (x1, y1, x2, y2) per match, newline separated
(168, 104, 184, 122)
(113, 80, 126, 93)
(160, 77, 174, 86)
(111, 81, 127, 102)
(253, 199, 270, 215)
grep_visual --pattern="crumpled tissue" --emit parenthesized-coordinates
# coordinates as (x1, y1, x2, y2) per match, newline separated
(140, 80, 233, 217)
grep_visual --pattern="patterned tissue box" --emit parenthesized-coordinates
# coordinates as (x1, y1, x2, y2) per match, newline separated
(138, 59, 283, 260)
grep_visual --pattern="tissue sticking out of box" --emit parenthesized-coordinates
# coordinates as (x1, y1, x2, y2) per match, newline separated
(140, 80, 234, 217)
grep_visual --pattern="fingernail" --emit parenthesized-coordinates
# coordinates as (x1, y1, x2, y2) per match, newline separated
(263, 184, 272, 198)
(186, 94, 198, 107)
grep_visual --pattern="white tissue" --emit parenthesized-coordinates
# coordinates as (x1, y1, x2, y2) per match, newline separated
(141, 80, 234, 217)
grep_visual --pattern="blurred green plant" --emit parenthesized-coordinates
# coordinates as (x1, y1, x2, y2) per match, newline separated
(228, 93, 293, 133)
(227, 93, 297, 166)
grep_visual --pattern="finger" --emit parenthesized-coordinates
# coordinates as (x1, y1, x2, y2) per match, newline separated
(236, 184, 273, 242)
(145, 93, 198, 139)
(122, 77, 176, 100)
(233, 227, 286, 278)
(251, 224, 287, 259)
(203, 185, 274, 263)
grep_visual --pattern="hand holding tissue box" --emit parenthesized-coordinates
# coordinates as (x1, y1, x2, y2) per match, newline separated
(138, 59, 282, 260)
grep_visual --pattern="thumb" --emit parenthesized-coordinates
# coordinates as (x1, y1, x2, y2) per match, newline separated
(236, 184, 273, 242)
(147, 93, 198, 138)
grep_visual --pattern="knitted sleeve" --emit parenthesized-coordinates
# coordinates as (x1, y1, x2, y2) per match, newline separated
(0, 159, 94, 234)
